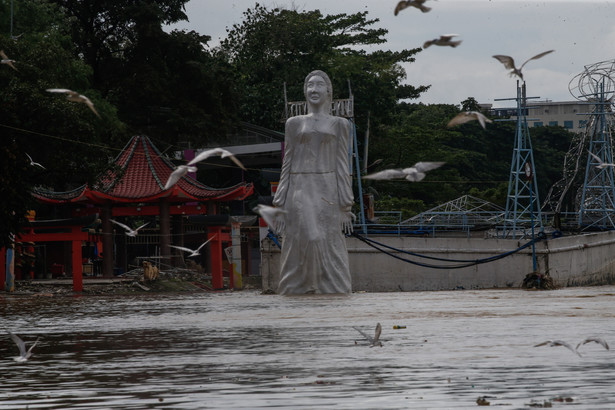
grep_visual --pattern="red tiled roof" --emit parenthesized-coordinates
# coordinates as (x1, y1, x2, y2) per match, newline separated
(33, 135, 253, 204)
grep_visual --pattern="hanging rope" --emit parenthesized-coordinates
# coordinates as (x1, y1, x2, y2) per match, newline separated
(349, 231, 545, 270)
(265, 229, 544, 270)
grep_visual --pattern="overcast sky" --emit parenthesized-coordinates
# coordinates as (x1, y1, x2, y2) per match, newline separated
(167, 1, 615, 108)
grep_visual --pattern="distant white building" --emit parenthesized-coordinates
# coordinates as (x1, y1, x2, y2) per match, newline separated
(485, 100, 596, 134)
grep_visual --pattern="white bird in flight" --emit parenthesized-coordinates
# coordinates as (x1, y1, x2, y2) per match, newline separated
(576, 336, 609, 351)
(46, 88, 101, 118)
(363, 162, 445, 182)
(163, 165, 197, 190)
(534, 340, 581, 356)
(394, 0, 432, 15)
(110, 219, 149, 237)
(253, 204, 287, 234)
(1, 50, 18, 71)
(588, 152, 615, 169)
(188, 148, 246, 170)
(26, 153, 45, 169)
(169, 235, 217, 257)
(447, 111, 493, 130)
(492, 50, 554, 81)
(423, 34, 461, 49)
(8, 331, 39, 362)
(353, 323, 383, 347)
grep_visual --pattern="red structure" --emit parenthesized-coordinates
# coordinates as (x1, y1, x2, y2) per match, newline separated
(26, 135, 253, 291)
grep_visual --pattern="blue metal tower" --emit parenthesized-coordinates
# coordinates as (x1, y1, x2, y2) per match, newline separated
(578, 80, 615, 230)
(497, 82, 543, 239)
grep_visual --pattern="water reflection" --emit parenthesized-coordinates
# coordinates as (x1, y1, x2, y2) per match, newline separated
(1, 287, 614, 408)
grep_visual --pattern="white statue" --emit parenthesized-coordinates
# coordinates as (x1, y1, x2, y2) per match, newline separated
(273, 70, 354, 294)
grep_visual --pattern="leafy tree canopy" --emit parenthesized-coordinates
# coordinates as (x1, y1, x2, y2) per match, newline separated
(218, 4, 429, 132)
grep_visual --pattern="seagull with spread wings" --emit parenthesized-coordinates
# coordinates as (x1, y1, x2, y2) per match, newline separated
(423, 34, 461, 49)
(576, 336, 609, 351)
(253, 204, 287, 234)
(46, 88, 101, 118)
(26, 153, 45, 169)
(170, 235, 217, 258)
(353, 323, 383, 347)
(588, 151, 615, 169)
(364, 162, 445, 182)
(1, 50, 18, 71)
(163, 165, 197, 190)
(394, 0, 432, 15)
(8, 331, 39, 362)
(534, 340, 582, 357)
(110, 219, 149, 237)
(188, 148, 246, 170)
(447, 111, 493, 130)
(492, 50, 554, 80)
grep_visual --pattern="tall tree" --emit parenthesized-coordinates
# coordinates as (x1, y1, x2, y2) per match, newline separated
(0, 0, 126, 248)
(52, 0, 240, 145)
(218, 4, 429, 132)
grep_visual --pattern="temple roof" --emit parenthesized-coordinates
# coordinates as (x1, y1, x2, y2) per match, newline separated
(33, 135, 253, 204)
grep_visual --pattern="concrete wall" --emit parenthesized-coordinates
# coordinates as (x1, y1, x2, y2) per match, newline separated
(260, 230, 615, 292)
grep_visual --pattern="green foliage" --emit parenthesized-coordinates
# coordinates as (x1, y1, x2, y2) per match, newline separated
(218, 4, 428, 132)
(365, 103, 576, 214)
(52, 0, 239, 145)
(0, 0, 127, 246)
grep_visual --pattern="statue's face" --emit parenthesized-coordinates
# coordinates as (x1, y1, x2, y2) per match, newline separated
(306, 75, 328, 106)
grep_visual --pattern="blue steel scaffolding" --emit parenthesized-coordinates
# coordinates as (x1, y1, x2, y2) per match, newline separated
(578, 79, 615, 230)
(496, 81, 543, 239)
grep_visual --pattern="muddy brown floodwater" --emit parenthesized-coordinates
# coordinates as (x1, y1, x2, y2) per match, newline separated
(1, 286, 614, 409)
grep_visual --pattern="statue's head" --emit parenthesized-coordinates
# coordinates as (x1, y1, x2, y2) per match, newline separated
(304, 70, 333, 110)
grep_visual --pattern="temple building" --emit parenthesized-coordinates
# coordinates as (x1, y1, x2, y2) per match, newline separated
(3, 135, 254, 291)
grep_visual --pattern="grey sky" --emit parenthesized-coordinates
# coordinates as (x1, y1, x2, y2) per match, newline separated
(167, 1, 615, 108)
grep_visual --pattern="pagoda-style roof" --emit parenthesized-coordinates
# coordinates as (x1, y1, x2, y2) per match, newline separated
(33, 135, 253, 204)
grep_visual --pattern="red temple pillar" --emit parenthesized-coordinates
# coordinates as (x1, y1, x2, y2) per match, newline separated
(71, 226, 83, 292)
(102, 204, 114, 278)
(209, 227, 223, 289)
(0, 247, 6, 291)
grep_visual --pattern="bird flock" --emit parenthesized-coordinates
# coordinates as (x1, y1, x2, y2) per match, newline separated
(393, 0, 555, 86)
(6, 324, 611, 363)
(534, 337, 610, 357)
(357, 0, 556, 184)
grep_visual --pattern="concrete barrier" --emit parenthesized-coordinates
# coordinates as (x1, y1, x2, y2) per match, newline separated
(261, 230, 615, 292)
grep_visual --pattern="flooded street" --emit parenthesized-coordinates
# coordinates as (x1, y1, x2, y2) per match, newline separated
(1, 286, 614, 409)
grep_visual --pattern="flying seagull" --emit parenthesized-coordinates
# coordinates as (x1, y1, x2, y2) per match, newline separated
(187, 148, 246, 171)
(394, 0, 432, 15)
(8, 331, 39, 362)
(169, 235, 217, 257)
(163, 165, 197, 190)
(46, 88, 101, 118)
(363, 161, 445, 182)
(423, 34, 461, 49)
(110, 219, 149, 237)
(534, 340, 582, 357)
(576, 337, 609, 351)
(253, 204, 287, 234)
(447, 111, 493, 130)
(0, 50, 18, 71)
(492, 50, 555, 81)
(26, 153, 45, 169)
(588, 152, 615, 169)
(353, 323, 383, 347)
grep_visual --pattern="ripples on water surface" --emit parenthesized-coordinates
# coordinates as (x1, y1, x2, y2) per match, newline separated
(1, 286, 614, 409)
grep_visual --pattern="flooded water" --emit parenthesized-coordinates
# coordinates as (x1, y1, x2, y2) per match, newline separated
(1, 286, 614, 409)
